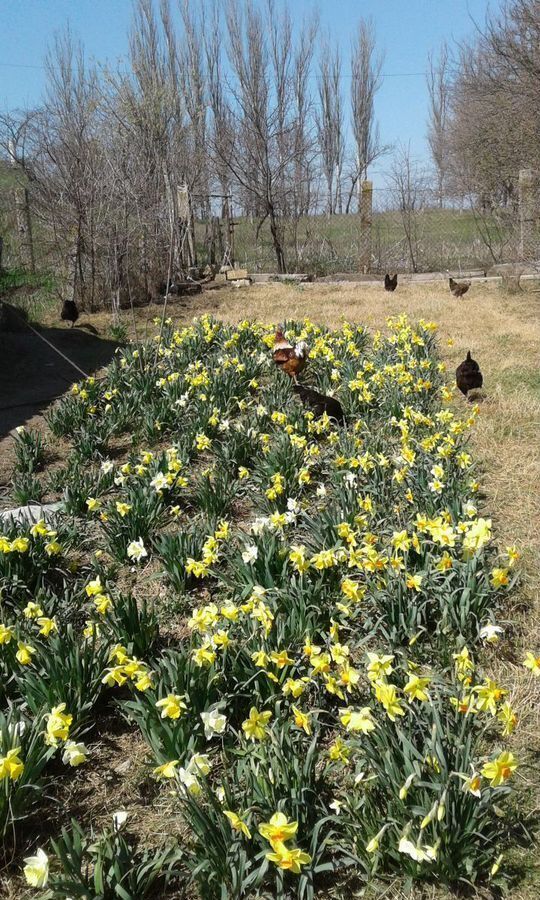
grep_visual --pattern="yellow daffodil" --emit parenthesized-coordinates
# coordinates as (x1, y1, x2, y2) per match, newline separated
(523, 652, 540, 676)
(403, 674, 430, 702)
(291, 706, 311, 735)
(0, 747, 24, 781)
(340, 706, 376, 733)
(156, 694, 187, 720)
(16, 641, 36, 665)
(44, 704, 72, 746)
(153, 759, 179, 779)
(224, 809, 252, 839)
(259, 812, 298, 846)
(242, 707, 272, 741)
(266, 841, 311, 874)
(481, 751, 517, 787)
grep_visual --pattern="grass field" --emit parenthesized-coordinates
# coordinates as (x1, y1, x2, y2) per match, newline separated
(0, 280, 539, 899)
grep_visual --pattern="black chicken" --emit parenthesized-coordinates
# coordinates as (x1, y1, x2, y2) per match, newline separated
(449, 277, 470, 298)
(384, 273, 398, 292)
(61, 299, 79, 327)
(456, 351, 483, 398)
(293, 383, 345, 424)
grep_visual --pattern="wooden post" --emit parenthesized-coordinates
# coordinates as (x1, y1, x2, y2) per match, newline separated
(519, 168, 536, 260)
(359, 180, 373, 274)
(177, 183, 196, 270)
(223, 194, 235, 267)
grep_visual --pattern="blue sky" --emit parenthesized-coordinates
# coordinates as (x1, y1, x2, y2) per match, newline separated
(1, 0, 499, 174)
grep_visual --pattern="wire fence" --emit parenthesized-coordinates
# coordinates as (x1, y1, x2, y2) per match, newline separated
(2, 174, 539, 281)
(230, 183, 537, 276)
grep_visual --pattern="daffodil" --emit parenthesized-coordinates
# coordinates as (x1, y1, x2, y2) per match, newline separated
(459, 770, 482, 798)
(242, 707, 272, 741)
(473, 678, 507, 715)
(23, 601, 43, 619)
(270, 649, 294, 669)
(340, 706, 376, 733)
(266, 841, 312, 874)
(156, 694, 187, 720)
(62, 741, 88, 767)
(366, 652, 394, 682)
(0, 747, 24, 781)
(479, 623, 503, 643)
(200, 708, 227, 740)
(403, 674, 430, 702)
(36, 616, 57, 637)
(374, 682, 405, 721)
(328, 737, 351, 764)
(523, 652, 540, 676)
(224, 809, 252, 838)
(0, 624, 14, 644)
(481, 751, 517, 787)
(44, 703, 72, 746)
(153, 759, 179, 779)
(127, 538, 148, 562)
(23, 848, 49, 887)
(259, 811, 298, 846)
(291, 706, 311, 734)
(490, 567, 510, 588)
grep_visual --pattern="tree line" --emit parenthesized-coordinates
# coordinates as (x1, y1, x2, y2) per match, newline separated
(1, 0, 538, 302)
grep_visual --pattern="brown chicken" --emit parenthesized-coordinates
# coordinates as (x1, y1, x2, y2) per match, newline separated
(449, 277, 471, 298)
(272, 326, 309, 382)
(456, 351, 483, 398)
(384, 273, 398, 292)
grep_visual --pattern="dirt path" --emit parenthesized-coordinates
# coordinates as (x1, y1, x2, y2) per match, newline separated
(0, 323, 118, 494)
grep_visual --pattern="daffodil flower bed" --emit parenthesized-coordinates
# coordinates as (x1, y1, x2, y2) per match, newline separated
(0, 315, 533, 898)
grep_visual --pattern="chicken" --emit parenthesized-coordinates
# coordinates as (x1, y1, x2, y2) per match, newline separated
(272, 325, 309, 382)
(384, 273, 398, 292)
(293, 383, 344, 424)
(456, 350, 483, 398)
(449, 277, 471, 298)
(61, 299, 79, 327)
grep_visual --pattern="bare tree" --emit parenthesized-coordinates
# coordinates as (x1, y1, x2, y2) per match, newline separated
(448, 0, 540, 210)
(348, 19, 385, 213)
(426, 42, 450, 206)
(316, 39, 344, 214)
(387, 143, 427, 272)
(290, 11, 318, 219)
(32, 28, 105, 308)
(209, 0, 317, 272)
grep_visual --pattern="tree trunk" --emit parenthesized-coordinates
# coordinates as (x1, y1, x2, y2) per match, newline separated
(268, 204, 286, 273)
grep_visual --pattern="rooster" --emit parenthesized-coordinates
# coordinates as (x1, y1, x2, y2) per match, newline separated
(61, 299, 79, 327)
(384, 273, 398, 292)
(449, 277, 470, 298)
(456, 351, 483, 398)
(272, 325, 309, 382)
(293, 383, 344, 424)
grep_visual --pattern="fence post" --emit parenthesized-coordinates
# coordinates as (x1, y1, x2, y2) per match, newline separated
(519, 167, 536, 261)
(359, 180, 373, 273)
(177, 183, 196, 270)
